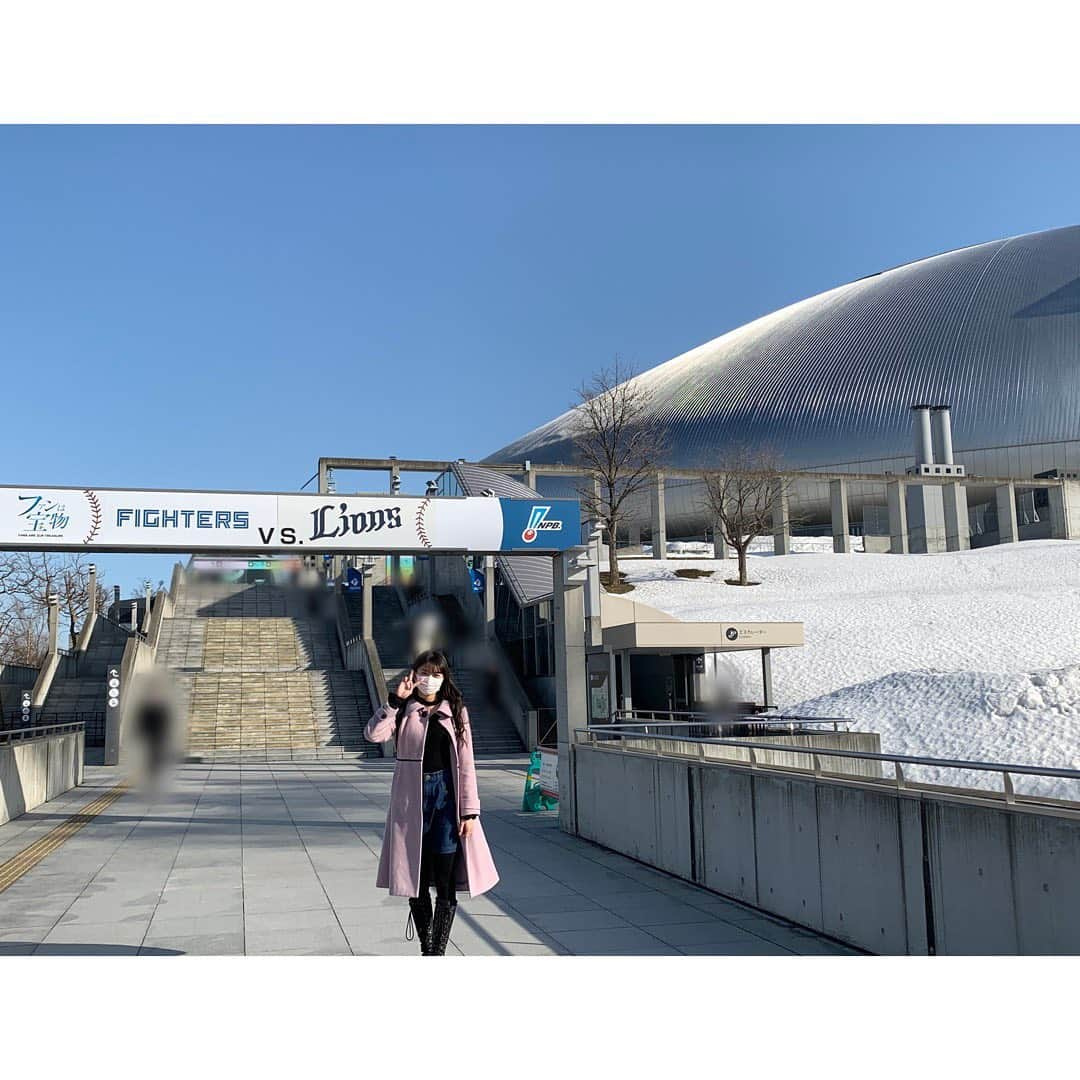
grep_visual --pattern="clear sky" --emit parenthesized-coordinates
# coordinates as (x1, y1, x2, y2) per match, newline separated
(2, 125, 1079, 591)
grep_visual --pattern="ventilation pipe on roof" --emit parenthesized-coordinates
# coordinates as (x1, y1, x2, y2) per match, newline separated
(930, 405, 954, 466)
(911, 404, 934, 466)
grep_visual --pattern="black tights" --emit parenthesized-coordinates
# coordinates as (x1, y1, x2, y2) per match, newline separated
(418, 845, 458, 904)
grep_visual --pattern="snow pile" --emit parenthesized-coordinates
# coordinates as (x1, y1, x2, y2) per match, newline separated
(619, 540, 1080, 795)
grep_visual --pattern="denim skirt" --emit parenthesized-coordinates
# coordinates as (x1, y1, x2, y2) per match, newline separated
(422, 768, 459, 855)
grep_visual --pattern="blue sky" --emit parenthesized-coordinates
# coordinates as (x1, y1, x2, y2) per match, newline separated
(2, 125, 1079, 592)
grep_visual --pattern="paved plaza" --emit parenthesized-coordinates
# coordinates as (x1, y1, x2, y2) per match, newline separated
(0, 760, 858, 956)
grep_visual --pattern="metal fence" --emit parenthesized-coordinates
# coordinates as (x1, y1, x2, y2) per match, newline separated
(0, 719, 86, 746)
(575, 723, 1080, 807)
(1, 711, 105, 747)
(611, 708, 852, 738)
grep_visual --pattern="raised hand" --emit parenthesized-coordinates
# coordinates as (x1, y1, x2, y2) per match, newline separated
(395, 669, 415, 700)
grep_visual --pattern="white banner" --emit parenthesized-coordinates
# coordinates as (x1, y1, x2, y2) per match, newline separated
(0, 486, 580, 554)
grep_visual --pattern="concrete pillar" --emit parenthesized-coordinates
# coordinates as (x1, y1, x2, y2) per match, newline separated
(651, 471, 666, 560)
(483, 555, 496, 639)
(830, 479, 851, 554)
(141, 581, 153, 633)
(584, 530, 603, 648)
(887, 480, 909, 554)
(906, 483, 947, 554)
(389, 458, 401, 494)
(608, 650, 618, 720)
(361, 563, 374, 637)
(713, 524, 730, 560)
(620, 650, 633, 712)
(129, 601, 138, 632)
(761, 648, 774, 708)
(553, 551, 589, 835)
(995, 483, 1019, 544)
(771, 483, 791, 556)
(79, 564, 98, 652)
(1047, 482, 1080, 539)
(942, 482, 970, 552)
(47, 593, 59, 654)
(523, 461, 536, 490)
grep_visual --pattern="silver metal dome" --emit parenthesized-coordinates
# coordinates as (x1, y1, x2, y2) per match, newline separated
(487, 225, 1080, 473)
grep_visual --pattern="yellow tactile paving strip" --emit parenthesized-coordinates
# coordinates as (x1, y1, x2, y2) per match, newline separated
(0, 782, 128, 894)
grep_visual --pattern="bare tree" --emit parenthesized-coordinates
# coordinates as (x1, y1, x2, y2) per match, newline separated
(569, 358, 667, 590)
(0, 552, 106, 659)
(699, 447, 794, 586)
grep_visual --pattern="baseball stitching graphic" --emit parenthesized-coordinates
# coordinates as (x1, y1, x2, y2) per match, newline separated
(83, 489, 102, 544)
(415, 497, 433, 549)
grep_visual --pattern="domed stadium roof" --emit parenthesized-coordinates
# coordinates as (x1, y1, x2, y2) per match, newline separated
(486, 225, 1080, 470)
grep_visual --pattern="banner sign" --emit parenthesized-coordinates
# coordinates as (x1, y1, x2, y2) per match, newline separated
(0, 486, 581, 555)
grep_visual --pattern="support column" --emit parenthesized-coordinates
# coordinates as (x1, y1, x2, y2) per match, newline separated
(619, 650, 633, 712)
(830, 478, 850, 554)
(483, 555, 496, 639)
(771, 483, 791, 556)
(141, 581, 153, 634)
(608, 650, 618, 720)
(713, 524, 730, 560)
(629, 521, 642, 553)
(47, 593, 59, 654)
(650, 471, 666, 560)
(553, 551, 589, 835)
(78, 564, 98, 652)
(1046, 482, 1080, 540)
(361, 563, 374, 637)
(942, 482, 970, 552)
(584, 529, 603, 648)
(523, 460, 536, 490)
(129, 601, 139, 632)
(761, 648, 774, 708)
(995, 483, 1019, 544)
(887, 480, 909, 554)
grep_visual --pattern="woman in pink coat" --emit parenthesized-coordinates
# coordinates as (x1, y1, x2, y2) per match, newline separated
(365, 649, 500, 955)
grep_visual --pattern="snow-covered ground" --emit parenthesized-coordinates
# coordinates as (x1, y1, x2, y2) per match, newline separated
(617, 540, 1080, 797)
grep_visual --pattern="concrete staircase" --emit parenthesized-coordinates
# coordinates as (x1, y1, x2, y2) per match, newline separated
(41, 618, 131, 717)
(158, 578, 378, 761)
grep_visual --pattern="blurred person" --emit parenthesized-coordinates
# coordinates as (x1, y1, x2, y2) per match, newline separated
(364, 650, 499, 955)
(128, 669, 181, 784)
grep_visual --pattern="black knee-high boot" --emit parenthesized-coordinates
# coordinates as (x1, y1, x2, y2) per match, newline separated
(430, 851, 458, 956)
(407, 846, 436, 955)
(407, 892, 434, 955)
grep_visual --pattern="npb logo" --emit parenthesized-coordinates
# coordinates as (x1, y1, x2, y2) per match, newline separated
(521, 505, 564, 543)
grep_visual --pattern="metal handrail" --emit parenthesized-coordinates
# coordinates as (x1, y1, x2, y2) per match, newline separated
(0, 720, 86, 744)
(575, 725, 1080, 784)
(612, 709, 852, 730)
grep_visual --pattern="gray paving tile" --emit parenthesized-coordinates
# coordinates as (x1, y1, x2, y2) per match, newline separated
(677, 939, 796, 956)
(527, 908, 634, 933)
(643, 920, 765, 947)
(548, 926, 680, 955)
(595, 893, 720, 926)
(498, 893, 601, 915)
(145, 912, 245, 939)
(138, 938, 224, 956)
(245, 924, 350, 955)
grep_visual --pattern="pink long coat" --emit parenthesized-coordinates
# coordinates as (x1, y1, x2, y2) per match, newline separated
(365, 697, 500, 898)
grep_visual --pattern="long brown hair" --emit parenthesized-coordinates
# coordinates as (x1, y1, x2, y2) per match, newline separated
(398, 650, 468, 743)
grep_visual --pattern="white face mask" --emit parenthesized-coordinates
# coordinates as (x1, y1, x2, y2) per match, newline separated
(416, 674, 444, 697)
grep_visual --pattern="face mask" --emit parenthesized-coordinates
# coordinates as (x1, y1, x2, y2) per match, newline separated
(416, 674, 444, 696)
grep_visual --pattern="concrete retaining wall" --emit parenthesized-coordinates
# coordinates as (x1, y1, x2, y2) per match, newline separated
(573, 743, 1080, 954)
(0, 729, 85, 825)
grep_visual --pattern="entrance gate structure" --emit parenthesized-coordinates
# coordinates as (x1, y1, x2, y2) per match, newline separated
(0, 482, 593, 829)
